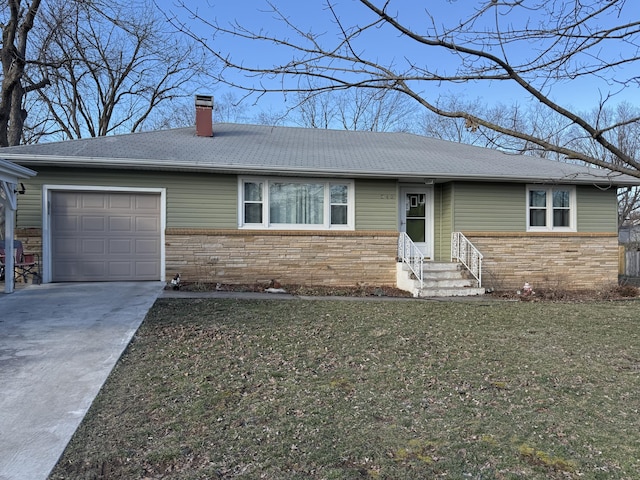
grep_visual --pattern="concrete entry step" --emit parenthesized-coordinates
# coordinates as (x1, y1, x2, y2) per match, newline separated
(414, 286, 486, 298)
(397, 262, 484, 297)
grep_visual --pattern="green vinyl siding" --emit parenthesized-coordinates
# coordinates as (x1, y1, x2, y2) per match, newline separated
(576, 185, 618, 232)
(16, 167, 237, 229)
(355, 179, 397, 230)
(14, 177, 41, 228)
(452, 182, 525, 232)
(448, 182, 617, 234)
(434, 183, 453, 262)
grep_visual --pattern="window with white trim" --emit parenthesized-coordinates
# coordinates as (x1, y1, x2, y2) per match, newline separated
(239, 177, 354, 229)
(526, 186, 576, 231)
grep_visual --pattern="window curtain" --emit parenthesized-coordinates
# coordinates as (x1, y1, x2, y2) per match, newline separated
(270, 183, 324, 224)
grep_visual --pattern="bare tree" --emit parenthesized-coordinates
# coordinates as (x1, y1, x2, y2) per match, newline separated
(294, 87, 417, 132)
(213, 92, 248, 123)
(576, 103, 640, 225)
(29, 0, 210, 140)
(424, 96, 640, 224)
(0, 0, 50, 146)
(421, 96, 514, 148)
(422, 97, 581, 161)
(295, 91, 338, 130)
(174, 0, 640, 178)
(1, 0, 212, 145)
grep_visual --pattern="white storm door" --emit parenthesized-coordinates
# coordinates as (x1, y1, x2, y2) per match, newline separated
(399, 187, 434, 259)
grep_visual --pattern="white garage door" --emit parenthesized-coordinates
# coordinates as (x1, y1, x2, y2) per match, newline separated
(51, 191, 161, 281)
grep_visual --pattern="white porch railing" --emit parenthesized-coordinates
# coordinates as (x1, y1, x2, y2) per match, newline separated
(451, 232, 483, 287)
(398, 232, 424, 287)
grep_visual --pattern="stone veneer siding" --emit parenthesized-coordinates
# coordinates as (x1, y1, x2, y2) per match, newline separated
(166, 229, 399, 286)
(14, 228, 42, 254)
(465, 232, 619, 291)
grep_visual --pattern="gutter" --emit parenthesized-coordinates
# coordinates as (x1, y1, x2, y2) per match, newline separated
(3, 154, 638, 187)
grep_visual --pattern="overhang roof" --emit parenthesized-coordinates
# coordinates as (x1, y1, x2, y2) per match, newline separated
(1, 123, 637, 186)
(0, 158, 36, 184)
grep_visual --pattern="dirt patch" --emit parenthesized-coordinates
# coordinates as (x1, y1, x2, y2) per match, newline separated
(178, 281, 413, 298)
(489, 284, 640, 302)
(175, 281, 639, 302)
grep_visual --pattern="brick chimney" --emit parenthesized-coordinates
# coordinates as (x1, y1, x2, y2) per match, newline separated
(195, 95, 213, 137)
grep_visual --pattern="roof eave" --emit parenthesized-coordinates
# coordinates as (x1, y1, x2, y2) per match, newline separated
(6, 154, 637, 187)
(0, 158, 37, 180)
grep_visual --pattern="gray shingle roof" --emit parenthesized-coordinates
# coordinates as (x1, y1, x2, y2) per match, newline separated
(1, 123, 636, 185)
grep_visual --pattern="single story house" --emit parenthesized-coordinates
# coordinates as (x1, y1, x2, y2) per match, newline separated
(1, 97, 636, 295)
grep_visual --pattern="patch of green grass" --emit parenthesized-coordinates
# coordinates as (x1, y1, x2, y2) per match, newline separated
(50, 299, 640, 479)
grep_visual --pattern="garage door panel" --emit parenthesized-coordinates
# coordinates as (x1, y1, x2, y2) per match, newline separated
(109, 216, 133, 232)
(108, 238, 132, 254)
(54, 216, 79, 232)
(108, 261, 132, 277)
(134, 238, 160, 255)
(136, 195, 160, 210)
(52, 191, 161, 282)
(81, 216, 107, 232)
(56, 260, 107, 279)
(54, 192, 82, 208)
(109, 195, 133, 208)
(82, 196, 108, 209)
(135, 261, 159, 277)
(53, 238, 79, 255)
(52, 261, 79, 279)
(81, 239, 107, 255)
(135, 216, 160, 231)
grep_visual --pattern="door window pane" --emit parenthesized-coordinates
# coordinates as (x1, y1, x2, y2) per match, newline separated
(406, 219, 425, 243)
(406, 194, 426, 217)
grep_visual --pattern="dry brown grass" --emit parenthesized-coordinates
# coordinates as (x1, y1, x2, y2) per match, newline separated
(51, 298, 640, 479)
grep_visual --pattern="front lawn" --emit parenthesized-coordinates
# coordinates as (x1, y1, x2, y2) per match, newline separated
(50, 298, 640, 479)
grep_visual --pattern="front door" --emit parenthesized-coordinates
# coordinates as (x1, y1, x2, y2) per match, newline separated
(400, 187, 433, 258)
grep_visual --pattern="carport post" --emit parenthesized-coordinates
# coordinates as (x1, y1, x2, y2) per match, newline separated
(0, 159, 36, 294)
(1, 182, 16, 294)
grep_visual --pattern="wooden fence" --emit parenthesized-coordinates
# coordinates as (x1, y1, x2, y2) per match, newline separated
(621, 244, 640, 276)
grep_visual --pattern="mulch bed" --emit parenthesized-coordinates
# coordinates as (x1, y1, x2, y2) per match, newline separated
(176, 281, 640, 302)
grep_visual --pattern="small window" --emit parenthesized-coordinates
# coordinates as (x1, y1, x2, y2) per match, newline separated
(553, 190, 571, 227)
(239, 177, 354, 229)
(527, 186, 575, 231)
(330, 185, 348, 225)
(528, 190, 547, 227)
(243, 182, 263, 224)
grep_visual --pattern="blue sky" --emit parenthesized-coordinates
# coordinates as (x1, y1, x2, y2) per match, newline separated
(157, 0, 638, 123)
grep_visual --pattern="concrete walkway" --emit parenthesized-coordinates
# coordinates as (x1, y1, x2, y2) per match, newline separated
(0, 282, 163, 480)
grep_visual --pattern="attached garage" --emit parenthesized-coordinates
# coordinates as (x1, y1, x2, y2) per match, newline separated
(49, 190, 162, 282)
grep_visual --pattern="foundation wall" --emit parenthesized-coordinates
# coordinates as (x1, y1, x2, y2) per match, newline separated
(15, 228, 621, 292)
(465, 232, 619, 291)
(166, 229, 399, 286)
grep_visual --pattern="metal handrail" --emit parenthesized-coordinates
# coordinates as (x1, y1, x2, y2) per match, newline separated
(451, 232, 483, 287)
(398, 232, 424, 287)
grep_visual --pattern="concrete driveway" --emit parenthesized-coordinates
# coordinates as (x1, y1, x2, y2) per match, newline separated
(0, 281, 163, 480)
